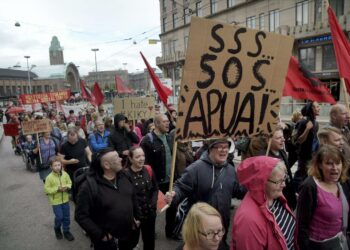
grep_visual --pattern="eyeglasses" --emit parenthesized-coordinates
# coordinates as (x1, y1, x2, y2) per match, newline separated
(267, 175, 289, 185)
(212, 146, 229, 151)
(198, 229, 225, 240)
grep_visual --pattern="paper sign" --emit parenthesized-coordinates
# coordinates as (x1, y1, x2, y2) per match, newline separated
(176, 17, 294, 142)
(21, 119, 52, 135)
(113, 97, 156, 120)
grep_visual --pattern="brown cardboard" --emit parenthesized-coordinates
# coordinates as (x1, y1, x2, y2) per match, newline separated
(113, 97, 156, 120)
(176, 17, 294, 142)
(21, 119, 52, 135)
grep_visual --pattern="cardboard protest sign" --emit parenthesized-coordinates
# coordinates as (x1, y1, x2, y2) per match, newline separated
(113, 97, 155, 120)
(21, 119, 52, 135)
(176, 17, 293, 142)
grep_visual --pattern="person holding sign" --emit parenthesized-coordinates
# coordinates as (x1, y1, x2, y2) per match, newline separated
(140, 114, 177, 239)
(165, 138, 246, 249)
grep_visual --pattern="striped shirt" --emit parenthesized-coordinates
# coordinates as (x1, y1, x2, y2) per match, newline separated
(269, 199, 296, 250)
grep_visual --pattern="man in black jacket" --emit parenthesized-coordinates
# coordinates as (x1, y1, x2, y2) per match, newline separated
(108, 113, 139, 165)
(140, 114, 178, 239)
(75, 148, 140, 250)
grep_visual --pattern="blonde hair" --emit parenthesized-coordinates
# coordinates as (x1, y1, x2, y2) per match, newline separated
(308, 145, 348, 182)
(291, 110, 302, 123)
(317, 126, 342, 145)
(182, 202, 223, 249)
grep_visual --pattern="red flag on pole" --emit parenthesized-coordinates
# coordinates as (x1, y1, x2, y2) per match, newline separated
(80, 80, 97, 106)
(140, 52, 172, 106)
(115, 75, 133, 94)
(283, 56, 336, 104)
(92, 82, 104, 107)
(327, 6, 350, 95)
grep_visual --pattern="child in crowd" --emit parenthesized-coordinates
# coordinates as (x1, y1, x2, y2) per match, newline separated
(44, 156, 74, 241)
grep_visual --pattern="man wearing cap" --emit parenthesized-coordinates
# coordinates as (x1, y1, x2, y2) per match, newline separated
(165, 138, 246, 250)
(97, 105, 107, 122)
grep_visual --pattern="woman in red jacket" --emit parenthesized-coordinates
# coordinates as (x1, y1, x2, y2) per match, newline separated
(231, 156, 297, 250)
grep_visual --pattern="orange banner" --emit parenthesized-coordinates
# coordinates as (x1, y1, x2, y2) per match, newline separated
(19, 90, 71, 104)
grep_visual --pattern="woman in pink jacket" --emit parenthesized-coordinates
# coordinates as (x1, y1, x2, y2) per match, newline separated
(231, 156, 298, 250)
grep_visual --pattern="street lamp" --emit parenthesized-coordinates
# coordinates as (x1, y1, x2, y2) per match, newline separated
(24, 55, 32, 94)
(91, 48, 99, 81)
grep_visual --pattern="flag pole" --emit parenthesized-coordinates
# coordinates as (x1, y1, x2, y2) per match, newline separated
(341, 78, 350, 111)
(266, 138, 272, 156)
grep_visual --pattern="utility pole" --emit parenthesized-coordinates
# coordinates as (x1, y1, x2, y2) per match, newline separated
(24, 56, 31, 93)
(91, 48, 99, 82)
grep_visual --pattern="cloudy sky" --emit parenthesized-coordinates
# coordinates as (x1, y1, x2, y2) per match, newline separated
(0, 0, 161, 76)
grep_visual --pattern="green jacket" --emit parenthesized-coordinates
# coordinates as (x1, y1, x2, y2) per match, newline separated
(44, 170, 72, 205)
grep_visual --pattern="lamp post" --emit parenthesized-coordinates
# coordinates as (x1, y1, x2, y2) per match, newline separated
(24, 55, 31, 93)
(91, 48, 99, 82)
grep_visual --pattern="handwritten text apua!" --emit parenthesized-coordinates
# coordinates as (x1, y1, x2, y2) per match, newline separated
(176, 17, 293, 142)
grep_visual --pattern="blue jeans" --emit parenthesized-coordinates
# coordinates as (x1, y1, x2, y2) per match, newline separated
(52, 202, 70, 232)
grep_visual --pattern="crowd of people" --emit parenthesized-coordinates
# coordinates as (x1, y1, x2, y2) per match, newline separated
(3, 100, 350, 250)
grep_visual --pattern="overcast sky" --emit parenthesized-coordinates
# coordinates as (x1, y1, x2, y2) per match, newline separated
(0, 0, 161, 76)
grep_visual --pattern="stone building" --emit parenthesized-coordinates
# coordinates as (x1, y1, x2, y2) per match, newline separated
(156, 0, 348, 116)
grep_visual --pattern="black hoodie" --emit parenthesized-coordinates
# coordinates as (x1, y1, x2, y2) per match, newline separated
(108, 113, 139, 157)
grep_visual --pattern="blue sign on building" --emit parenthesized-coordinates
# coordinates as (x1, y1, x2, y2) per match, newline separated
(299, 35, 332, 45)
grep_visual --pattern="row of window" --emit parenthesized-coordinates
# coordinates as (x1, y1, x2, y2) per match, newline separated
(162, 0, 344, 33)
(299, 44, 337, 71)
(0, 85, 51, 96)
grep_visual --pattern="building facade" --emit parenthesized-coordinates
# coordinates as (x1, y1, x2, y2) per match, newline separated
(83, 69, 129, 91)
(156, 0, 349, 116)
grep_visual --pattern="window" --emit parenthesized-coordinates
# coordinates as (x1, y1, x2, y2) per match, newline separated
(196, 1, 202, 17)
(171, 40, 177, 55)
(329, 0, 344, 16)
(162, 0, 166, 11)
(322, 44, 337, 70)
(210, 0, 218, 15)
(269, 9, 279, 32)
(299, 47, 316, 71)
(259, 13, 265, 30)
(227, 0, 235, 8)
(172, 0, 176, 9)
(246, 16, 256, 29)
(173, 13, 177, 29)
(184, 8, 190, 24)
(296, 1, 308, 25)
(162, 17, 167, 33)
(184, 36, 189, 50)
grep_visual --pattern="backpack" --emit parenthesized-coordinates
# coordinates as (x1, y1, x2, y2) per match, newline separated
(144, 164, 153, 179)
(72, 167, 99, 204)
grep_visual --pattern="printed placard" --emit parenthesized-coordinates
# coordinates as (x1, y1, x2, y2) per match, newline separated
(176, 17, 293, 141)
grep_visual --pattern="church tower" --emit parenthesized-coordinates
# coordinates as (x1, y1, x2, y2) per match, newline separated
(49, 36, 64, 65)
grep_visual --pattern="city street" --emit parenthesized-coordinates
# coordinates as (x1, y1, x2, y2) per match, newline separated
(0, 135, 180, 250)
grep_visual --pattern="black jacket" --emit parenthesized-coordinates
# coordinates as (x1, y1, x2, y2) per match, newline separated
(75, 171, 139, 242)
(108, 114, 139, 156)
(296, 176, 350, 249)
(171, 152, 246, 232)
(140, 131, 173, 183)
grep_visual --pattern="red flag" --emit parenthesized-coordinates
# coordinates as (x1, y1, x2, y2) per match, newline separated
(327, 6, 350, 94)
(80, 80, 97, 106)
(283, 56, 336, 104)
(115, 75, 133, 94)
(93, 82, 104, 107)
(140, 52, 172, 106)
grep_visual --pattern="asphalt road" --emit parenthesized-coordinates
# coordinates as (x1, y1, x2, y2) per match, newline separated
(0, 135, 181, 250)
